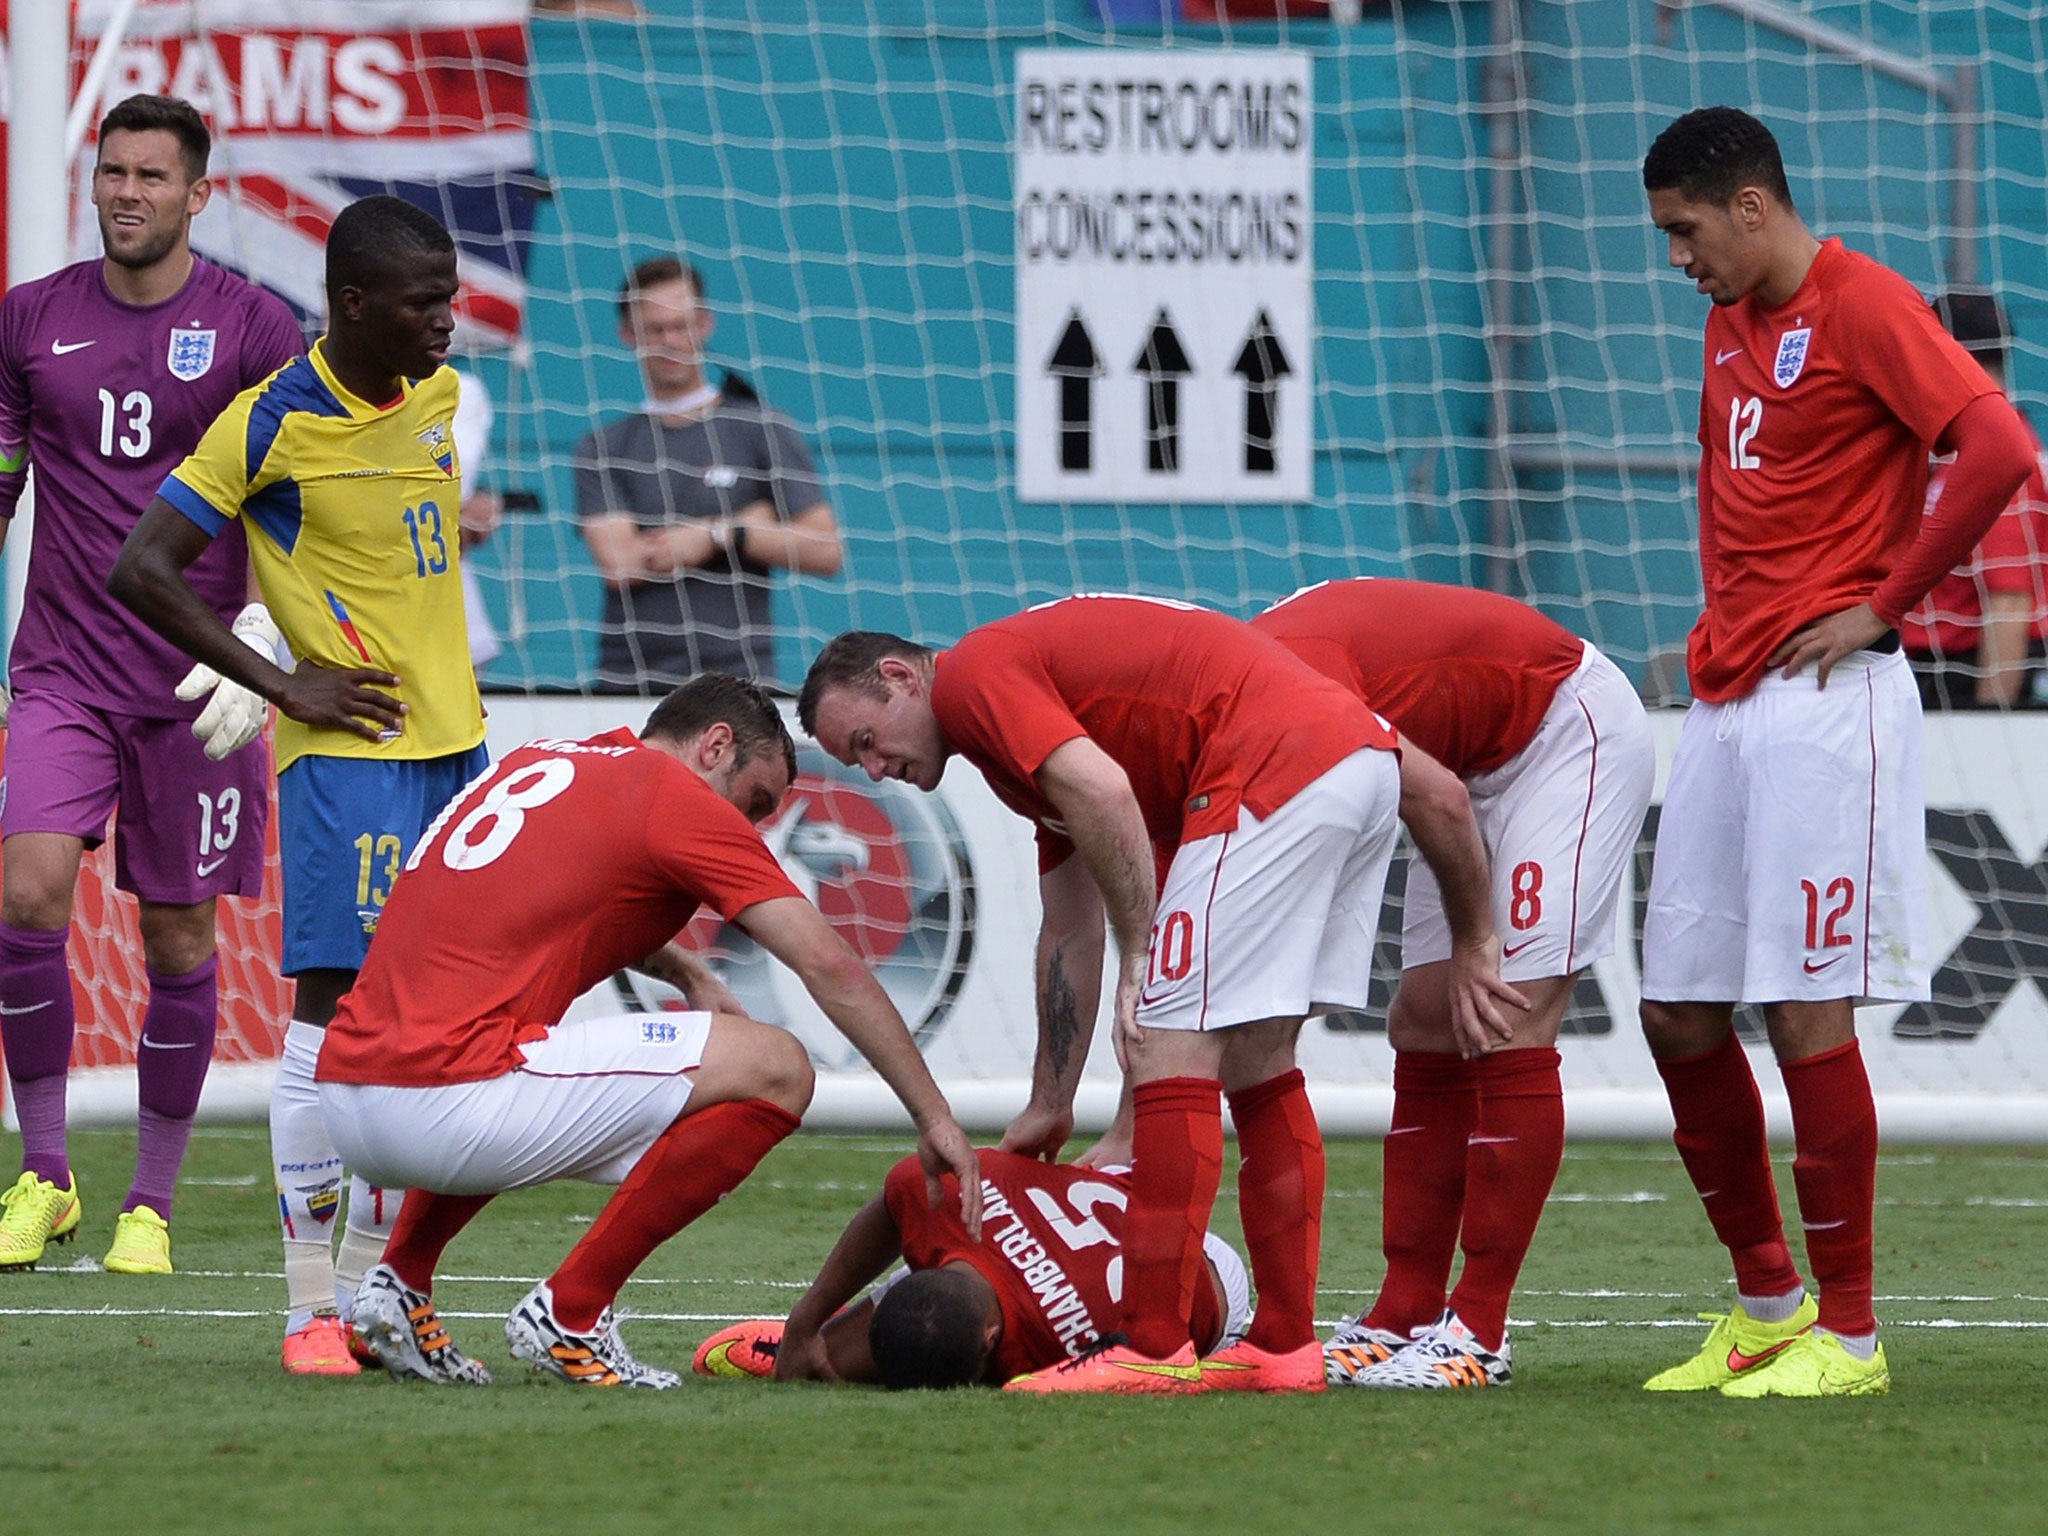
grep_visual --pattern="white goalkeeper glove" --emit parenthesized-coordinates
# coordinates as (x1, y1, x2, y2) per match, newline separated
(176, 602, 283, 761)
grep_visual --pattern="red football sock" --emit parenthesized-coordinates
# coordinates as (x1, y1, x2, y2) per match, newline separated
(1446, 1047, 1564, 1352)
(1365, 1051, 1478, 1336)
(1655, 1030, 1804, 1298)
(549, 1098, 801, 1332)
(1780, 1040, 1878, 1337)
(383, 1189, 497, 1293)
(1227, 1068, 1324, 1352)
(1119, 1076, 1224, 1359)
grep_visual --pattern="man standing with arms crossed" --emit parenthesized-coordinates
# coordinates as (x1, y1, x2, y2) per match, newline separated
(0, 96, 302, 1274)
(801, 597, 1522, 1392)
(1639, 108, 2034, 1397)
(112, 196, 487, 1375)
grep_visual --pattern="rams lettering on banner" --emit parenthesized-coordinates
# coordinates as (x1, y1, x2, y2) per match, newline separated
(70, 0, 535, 349)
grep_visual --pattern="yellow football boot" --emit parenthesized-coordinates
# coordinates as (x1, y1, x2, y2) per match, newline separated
(1721, 1329, 1890, 1398)
(0, 1170, 82, 1271)
(104, 1205, 174, 1275)
(1643, 1294, 1819, 1391)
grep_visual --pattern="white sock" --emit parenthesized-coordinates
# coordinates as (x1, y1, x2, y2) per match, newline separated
(1737, 1285, 1808, 1324)
(334, 1176, 402, 1319)
(271, 1019, 343, 1331)
(1821, 1328, 1879, 1360)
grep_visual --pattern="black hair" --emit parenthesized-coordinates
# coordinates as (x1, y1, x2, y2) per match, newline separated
(617, 255, 709, 325)
(797, 632, 933, 737)
(326, 194, 455, 295)
(643, 672, 798, 782)
(868, 1269, 990, 1391)
(1933, 291, 2010, 372)
(97, 94, 209, 182)
(1643, 107, 1795, 211)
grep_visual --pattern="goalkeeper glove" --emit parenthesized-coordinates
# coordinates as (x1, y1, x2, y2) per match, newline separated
(176, 603, 283, 761)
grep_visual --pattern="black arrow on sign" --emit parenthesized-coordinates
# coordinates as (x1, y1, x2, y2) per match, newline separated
(1133, 308, 1192, 473)
(1231, 309, 1292, 474)
(1047, 310, 1103, 471)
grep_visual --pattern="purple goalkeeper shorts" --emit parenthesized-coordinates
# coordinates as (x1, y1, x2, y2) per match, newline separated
(0, 688, 269, 904)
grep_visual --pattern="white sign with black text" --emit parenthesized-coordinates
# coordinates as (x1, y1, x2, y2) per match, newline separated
(1014, 49, 1313, 503)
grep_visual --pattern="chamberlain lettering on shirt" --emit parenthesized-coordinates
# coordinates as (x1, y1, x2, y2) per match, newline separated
(977, 1179, 1103, 1357)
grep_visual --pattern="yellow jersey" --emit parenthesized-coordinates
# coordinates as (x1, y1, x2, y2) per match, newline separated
(162, 341, 485, 772)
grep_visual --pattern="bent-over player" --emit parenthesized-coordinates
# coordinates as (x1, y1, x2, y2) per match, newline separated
(1255, 577, 1654, 1389)
(801, 597, 1522, 1393)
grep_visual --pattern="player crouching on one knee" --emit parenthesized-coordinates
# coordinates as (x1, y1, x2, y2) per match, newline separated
(310, 674, 978, 1389)
(693, 1147, 1250, 1388)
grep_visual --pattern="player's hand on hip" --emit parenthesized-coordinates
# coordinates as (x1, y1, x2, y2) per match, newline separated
(1448, 934, 1529, 1059)
(1768, 601, 1888, 689)
(918, 1113, 982, 1239)
(276, 661, 407, 742)
(174, 603, 283, 760)
(999, 1101, 1074, 1165)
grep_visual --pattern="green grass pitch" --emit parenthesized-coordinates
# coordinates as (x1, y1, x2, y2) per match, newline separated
(3, 1125, 2044, 1535)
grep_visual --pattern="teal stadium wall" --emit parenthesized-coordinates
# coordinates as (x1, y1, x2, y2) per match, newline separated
(467, 0, 2045, 694)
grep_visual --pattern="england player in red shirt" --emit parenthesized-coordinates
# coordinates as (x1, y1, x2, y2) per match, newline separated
(313, 675, 978, 1388)
(1640, 108, 2035, 1397)
(799, 597, 1522, 1393)
(691, 1148, 1247, 1388)
(1254, 578, 1654, 1389)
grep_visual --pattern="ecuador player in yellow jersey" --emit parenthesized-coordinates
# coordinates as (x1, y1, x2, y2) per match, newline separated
(113, 195, 488, 1377)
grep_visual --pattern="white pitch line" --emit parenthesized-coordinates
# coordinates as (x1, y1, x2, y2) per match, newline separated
(5, 1305, 2045, 1332)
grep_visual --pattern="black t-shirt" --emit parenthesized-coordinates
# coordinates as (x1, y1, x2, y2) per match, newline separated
(574, 395, 826, 689)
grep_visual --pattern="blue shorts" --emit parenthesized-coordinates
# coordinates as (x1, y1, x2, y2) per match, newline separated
(276, 747, 491, 975)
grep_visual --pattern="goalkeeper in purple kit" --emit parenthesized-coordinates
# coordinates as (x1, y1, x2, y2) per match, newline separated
(0, 95, 302, 1275)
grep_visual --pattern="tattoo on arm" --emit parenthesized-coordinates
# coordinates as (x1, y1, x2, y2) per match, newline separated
(1040, 945, 1080, 1078)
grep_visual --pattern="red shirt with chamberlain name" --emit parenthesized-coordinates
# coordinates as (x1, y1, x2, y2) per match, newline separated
(1255, 578, 1587, 775)
(1688, 239, 1997, 701)
(318, 730, 800, 1088)
(931, 595, 1394, 874)
(884, 1150, 1224, 1380)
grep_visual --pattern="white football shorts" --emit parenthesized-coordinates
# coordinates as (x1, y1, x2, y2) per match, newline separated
(1402, 643, 1656, 982)
(1138, 746, 1401, 1032)
(320, 1011, 711, 1194)
(1641, 648, 1930, 1005)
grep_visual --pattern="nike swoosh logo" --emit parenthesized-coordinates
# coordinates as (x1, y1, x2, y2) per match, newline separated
(1467, 1134, 1519, 1146)
(1727, 1337, 1798, 1373)
(1119, 1361, 1204, 1383)
(197, 856, 227, 877)
(0, 999, 54, 1015)
(1802, 955, 1845, 974)
(1800, 1218, 1847, 1232)
(50, 339, 96, 355)
(1715, 347, 1743, 364)
(1501, 940, 1536, 958)
(140, 1035, 198, 1050)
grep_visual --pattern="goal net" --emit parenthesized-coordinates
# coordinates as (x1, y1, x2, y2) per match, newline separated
(7, 0, 2045, 1137)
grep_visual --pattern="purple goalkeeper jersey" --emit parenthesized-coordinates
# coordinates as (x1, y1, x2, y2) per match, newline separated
(0, 256, 303, 717)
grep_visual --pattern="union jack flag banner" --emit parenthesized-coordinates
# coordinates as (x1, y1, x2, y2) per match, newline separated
(71, 0, 534, 350)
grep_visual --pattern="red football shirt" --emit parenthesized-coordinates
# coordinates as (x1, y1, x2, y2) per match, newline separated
(1688, 239, 1999, 701)
(1254, 578, 1586, 775)
(1901, 449, 2048, 657)
(884, 1150, 1224, 1379)
(318, 731, 801, 1088)
(931, 595, 1394, 873)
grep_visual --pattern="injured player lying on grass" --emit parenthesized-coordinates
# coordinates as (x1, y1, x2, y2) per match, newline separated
(695, 1147, 1249, 1389)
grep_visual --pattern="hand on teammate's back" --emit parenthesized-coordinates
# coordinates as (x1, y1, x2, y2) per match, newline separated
(998, 1101, 1074, 1164)
(918, 1114, 983, 1240)
(276, 663, 407, 742)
